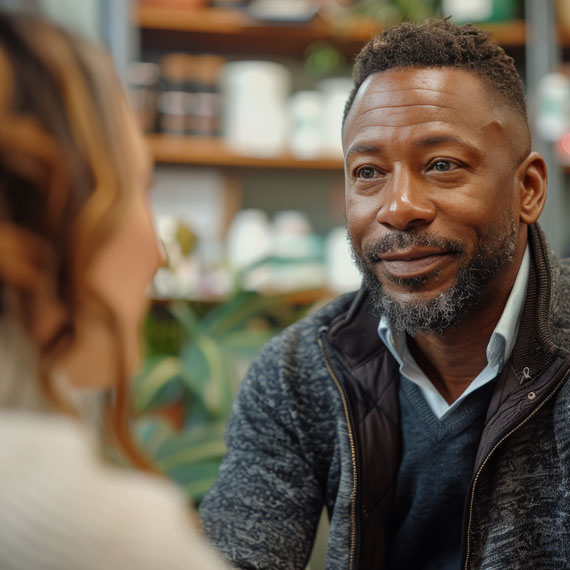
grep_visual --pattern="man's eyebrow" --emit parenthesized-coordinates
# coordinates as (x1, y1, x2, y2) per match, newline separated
(345, 143, 381, 161)
(416, 135, 480, 154)
(345, 136, 483, 161)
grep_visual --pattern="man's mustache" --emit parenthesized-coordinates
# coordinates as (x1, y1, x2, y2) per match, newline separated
(364, 231, 465, 263)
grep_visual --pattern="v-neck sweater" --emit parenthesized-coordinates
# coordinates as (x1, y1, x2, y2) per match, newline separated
(387, 378, 496, 570)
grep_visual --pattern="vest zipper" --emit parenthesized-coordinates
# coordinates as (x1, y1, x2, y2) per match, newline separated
(317, 332, 359, 570)
(463, 366, 570, 570)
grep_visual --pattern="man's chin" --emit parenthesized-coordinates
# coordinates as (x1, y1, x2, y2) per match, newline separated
(379, 279, 449, 304)
(362, 262, 479, 335)
(378, 289, 463, 336)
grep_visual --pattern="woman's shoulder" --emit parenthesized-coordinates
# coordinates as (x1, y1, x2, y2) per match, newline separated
(0, 412, 228, 570)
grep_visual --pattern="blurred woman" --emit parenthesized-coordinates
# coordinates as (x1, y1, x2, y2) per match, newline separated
(0, 11, 228, 569)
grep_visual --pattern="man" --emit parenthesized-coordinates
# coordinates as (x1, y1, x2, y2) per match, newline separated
(200, 19, 570, 570)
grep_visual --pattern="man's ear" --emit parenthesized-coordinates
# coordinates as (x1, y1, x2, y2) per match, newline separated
(517, 152, 547, 224)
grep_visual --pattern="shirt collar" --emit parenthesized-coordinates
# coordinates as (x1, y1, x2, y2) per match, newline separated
(378, 245, 530, 415)
(486, 246, 530, 369)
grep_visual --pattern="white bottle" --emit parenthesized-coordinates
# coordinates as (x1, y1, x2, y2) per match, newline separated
(288, 90, 324, 159)
(325, 226, 362, 293)
(536, 72, 570, 142)
(226, 209, 272, 271)
(441, 0, 493, 22)
(318, 77, 353, 157)
(221, 61, 291, 157)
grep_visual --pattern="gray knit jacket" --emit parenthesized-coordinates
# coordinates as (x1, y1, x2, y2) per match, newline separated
(200, 225, 570, 570)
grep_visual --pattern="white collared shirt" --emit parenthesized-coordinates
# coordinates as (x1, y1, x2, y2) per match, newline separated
(378, 246, 530, 419)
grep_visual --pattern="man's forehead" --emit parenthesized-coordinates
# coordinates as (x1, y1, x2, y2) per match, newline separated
(342, 67, 505, 144)
(350, 68, 491, 116)
(359, 66, 471, 93)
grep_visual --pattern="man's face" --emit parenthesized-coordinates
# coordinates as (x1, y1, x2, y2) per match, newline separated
(343, 67, 526, 335)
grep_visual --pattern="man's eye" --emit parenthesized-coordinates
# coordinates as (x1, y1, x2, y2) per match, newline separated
(355, 166, 378, 180)
(430, 160, 455, 172)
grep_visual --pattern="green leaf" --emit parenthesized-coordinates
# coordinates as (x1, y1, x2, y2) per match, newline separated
(198, 290, 279, 336)
(134, 417, 175, 455)
(141, 423, 228, 502)
(156, 438, 227, 470)
(132, 356, 182, 413)
(135, 288, 322, 502)
(174, 460, 225, 502)
(179, 342, 211, 395)
(304, 41, 346, 76)
(170, 301, 200, 336)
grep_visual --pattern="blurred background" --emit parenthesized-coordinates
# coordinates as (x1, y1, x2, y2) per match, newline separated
(3, 0, 570, 528)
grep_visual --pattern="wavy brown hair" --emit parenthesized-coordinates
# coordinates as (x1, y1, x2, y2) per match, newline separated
(0, 12, 153, 470)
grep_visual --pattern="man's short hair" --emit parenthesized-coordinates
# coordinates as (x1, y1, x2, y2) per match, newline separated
(343, 19, 527, 125)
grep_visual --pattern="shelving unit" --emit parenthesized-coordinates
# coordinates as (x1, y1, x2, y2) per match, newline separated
(135, 6, 532, 170)
(136, 5, 527, 51)
(137, 5, 382, 56)
(136, 6, 570, 51)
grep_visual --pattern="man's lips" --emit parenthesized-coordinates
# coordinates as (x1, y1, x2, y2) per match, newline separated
(378, 249, 454, 278)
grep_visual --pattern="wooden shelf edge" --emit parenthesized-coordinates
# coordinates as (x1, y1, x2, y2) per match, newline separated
(146, 134, 345, 170)
(477, 19, 526, 46)
(137, 5, 250, 34)
(151, 287, 336, 305)
(135, 5, 343, 39)
(136, 6, 527, 47)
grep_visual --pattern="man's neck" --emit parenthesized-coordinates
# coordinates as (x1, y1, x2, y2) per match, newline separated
(408, 313, 500, 404)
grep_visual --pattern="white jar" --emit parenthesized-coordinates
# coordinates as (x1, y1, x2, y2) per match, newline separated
(318, 77, 353, 158)
(288, 90, 324, 159)
(226, 209, 272, 270)
(536, 72, 570, 142)
(325, 226, 362, 293)
(441, 0, 493, 22)
(221, 61, 291, 157)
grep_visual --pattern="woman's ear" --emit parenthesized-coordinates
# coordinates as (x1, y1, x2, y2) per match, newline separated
(518, 152, 547, 225)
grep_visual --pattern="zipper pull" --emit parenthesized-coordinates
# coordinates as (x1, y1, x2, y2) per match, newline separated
(519, 366, 531, 385)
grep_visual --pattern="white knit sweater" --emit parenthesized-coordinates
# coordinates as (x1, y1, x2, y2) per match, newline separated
(0, 323, 229, 570)
(0, 413, 230, 570)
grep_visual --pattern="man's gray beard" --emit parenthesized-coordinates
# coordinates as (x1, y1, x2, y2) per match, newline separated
(350, 217, 518, 336)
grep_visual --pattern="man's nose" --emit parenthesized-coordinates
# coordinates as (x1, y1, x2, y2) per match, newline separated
(375, 168, 436, 231)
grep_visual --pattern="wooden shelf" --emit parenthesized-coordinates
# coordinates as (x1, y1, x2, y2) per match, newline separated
(151, 287, 335, 306)
(146, 134, 344, 170)
(136, 6, 379, 56)
(477, 20, 526, 46)
(137, 5, 375, 40)
(136, 6, 528, 55)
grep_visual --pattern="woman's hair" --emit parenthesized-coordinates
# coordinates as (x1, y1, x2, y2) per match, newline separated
(0, 11, 152, 470)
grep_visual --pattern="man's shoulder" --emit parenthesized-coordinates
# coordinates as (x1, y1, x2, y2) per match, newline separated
(242, 291, 359, 392)
(294, 290, 359, 331)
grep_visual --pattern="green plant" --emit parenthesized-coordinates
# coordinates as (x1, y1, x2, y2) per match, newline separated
(351, 0, 441, 24)
(132, 290, 315, 503)
(304, 41, 348, 77)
